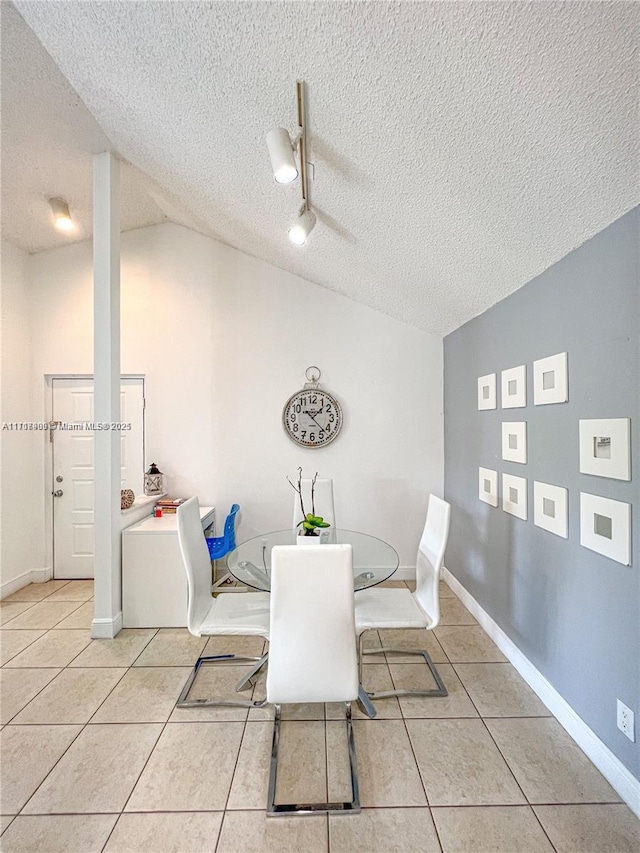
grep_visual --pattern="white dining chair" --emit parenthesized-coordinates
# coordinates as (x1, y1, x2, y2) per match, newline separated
(266, 544, 360, 815)
(176, 496, 270, 708)
(291, 477, 336, 529)
(354, 494, 451, 700)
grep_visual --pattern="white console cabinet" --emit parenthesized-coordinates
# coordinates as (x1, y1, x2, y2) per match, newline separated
(122, 505, 215, 628)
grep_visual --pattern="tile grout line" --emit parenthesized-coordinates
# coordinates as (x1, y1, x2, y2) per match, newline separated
(2, 597, 87, 631)
(475, 699, 560, 851)
(215, 642, 266, 853)
(428, 601, 558, 850)
(8, 617, 161, 832)
(1, 630, 50, 667)
(99, 627, 175, 853)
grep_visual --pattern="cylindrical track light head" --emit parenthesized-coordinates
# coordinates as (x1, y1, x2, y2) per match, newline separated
(266, 127, 298, 184)
(49, 197, 75, 232)
(288, 208, 316, 245)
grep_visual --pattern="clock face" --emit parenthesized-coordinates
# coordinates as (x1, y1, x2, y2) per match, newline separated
(282, 388, 343, 447)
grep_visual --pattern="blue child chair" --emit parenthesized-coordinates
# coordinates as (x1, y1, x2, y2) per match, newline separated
(206, 504, 240, 560)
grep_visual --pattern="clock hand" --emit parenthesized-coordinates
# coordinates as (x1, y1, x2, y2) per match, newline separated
(303, 410, 324, 430)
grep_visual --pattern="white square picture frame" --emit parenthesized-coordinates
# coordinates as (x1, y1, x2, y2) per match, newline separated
(477, 373, 497, 410)
(478, 467, 498, 507)
(533, 352, 568, 405)
(502, 421, 527, 464)
(501, 365, 526, 408)
(580, 492, 631, 565)
(534, 481, 568, 538)
(502, 473, 527, 520)
(579, 418, 631, 481)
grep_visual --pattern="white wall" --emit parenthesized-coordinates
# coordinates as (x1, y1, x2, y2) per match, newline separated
(27, 222, 443, 569)
(0, 239, 44, 588)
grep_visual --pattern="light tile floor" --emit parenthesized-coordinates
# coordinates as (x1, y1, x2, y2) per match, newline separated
(1, 579, 639, 853)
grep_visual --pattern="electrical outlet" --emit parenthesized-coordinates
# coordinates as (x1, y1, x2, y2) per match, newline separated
(617, 699, 635, 742)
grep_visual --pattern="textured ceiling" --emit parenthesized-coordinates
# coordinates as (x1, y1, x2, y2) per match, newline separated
(0, 3, 173, 252)
(9, 1, 640, 335)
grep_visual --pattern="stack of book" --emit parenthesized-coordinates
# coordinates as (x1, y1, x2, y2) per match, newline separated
(154, 497, 186, 514)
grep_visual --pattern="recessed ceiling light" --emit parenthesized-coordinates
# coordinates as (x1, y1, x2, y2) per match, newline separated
(49, 197, 75, 233)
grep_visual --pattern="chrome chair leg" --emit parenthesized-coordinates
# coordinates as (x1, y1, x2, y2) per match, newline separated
(267, 702, 360, 816)
(356, 684, 377, 719)
(177, 654, 268, 708)
(235, 653, 269, 692)
(358, 628, 448, 699)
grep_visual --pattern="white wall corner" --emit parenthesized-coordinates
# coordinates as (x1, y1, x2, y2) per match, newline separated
(91, 611, 123, 639)
(442, 566, 640, 819)
(394, 566, 416, 582)
(1, 567, 53, 600)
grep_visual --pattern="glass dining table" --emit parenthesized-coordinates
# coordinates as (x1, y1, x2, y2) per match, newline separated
(226, 528, 399, 719)
(226, 528, 400, 591)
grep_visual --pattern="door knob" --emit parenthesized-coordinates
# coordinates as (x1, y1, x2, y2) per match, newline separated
(52, 490, 63, 497)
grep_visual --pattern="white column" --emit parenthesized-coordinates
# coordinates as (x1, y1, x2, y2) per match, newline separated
(91, 151, 122, 638)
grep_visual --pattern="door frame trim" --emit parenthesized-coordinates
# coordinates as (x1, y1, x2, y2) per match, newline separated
(45, 374, 146, 578)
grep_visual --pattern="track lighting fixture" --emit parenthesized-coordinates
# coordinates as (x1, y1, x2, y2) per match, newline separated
(288, 207, 316, 245)
(49, 197, 75, 232)
(267, 80, 317, 245)
(266, 127, 299, 184)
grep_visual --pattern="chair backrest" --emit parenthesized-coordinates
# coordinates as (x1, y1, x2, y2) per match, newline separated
(266, 544, 358, 705)
(415, 494, 451, 626)
(292, 478, 336, 529)
(177, 496, 212, 635)
(224, 504, 240, 551)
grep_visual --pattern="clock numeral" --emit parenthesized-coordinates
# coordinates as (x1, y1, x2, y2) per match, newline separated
(326, 404, 332, 412)
(290, 413, 296, 423)
(293, 423, 299, 433)
(310, 433, 315, 442)
(329, 413, 335, 423)
(325, 423, 331, 433)
(301, 430, 307, 439)
(310, 394, 317, 404)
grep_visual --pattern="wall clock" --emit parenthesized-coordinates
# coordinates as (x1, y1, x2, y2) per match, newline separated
(282, 366, 343, 448)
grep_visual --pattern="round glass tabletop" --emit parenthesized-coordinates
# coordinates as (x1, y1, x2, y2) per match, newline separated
(226, 528, 399, 592)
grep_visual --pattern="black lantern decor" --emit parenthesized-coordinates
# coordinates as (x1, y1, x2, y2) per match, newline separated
(144, 462, 165, 496)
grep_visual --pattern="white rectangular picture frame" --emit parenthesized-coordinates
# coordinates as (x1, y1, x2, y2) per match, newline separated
(534, 481, 568, 538)
(579, 418, 631, 481)
(478, 467, 498, 507)
(533, 352, 568, 405)
(478, 373, 497, 410)
(580, 492, 631, 565)
(502, 473, 527, 520)
(501, 365, 526, 408)
(502, 421, 527, 464)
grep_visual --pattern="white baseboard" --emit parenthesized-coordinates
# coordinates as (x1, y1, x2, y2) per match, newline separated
(442, 567, 640, 818)
(91, 611, 123, 639)
(1, 567, 53, 600)
(394, 566, 416, 582)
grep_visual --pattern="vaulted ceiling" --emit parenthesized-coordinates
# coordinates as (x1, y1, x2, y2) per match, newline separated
(5, 1, 638, 335)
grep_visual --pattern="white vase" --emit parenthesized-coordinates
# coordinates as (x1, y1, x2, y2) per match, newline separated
(296, 530, 324, 546)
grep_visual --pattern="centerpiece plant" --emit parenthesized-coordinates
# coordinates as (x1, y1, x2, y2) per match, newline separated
(287, 467, 331, 536)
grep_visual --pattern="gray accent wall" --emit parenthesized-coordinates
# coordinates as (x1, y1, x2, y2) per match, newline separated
(444, 207, 639, 779)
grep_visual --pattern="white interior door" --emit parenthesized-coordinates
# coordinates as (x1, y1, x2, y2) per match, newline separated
(52, 378, 144, 579)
